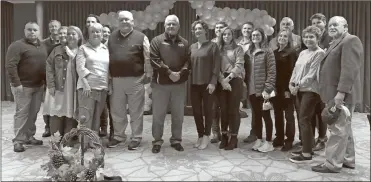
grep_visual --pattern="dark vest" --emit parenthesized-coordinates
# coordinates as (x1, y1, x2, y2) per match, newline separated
(108, 29, 145, 77)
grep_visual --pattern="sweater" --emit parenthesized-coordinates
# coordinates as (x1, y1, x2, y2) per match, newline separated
(6, 38, 48, 87)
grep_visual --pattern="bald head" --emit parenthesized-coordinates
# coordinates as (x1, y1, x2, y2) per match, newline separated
(328, 16, 348, 39)
(118, 10, 134, 33)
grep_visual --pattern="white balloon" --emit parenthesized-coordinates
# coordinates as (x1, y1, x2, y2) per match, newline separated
(230, 9, 238, 20)
(252, 8, 260, 16)
(144, 13, 152, 23)
(203, 9, 212, 19)
(266, 27, 274, 36)
(99, 13, 108, 24)
(194, 1, 203, 9)
(152, 3, 161, 13)
(196, 8, 204, 16)
(149, 22, 157, 30)
(260, 10, 268, 17)
(204, 1, 214, 10)
(230, 21, 238, 29)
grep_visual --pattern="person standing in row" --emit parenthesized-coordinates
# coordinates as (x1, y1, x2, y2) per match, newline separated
(44, 26, 83, 137)
(41, 20, 62, 138)
(150, 15, 191, 154)
(289, 26, 325, 163)
(217, 27, 245, 150)
(210, 21, 227, 144)
(190, 20, 221, 150)
(312, 16, 363, 173)
(247, 28, 276, 153)
(6, 22, 47, 152)
(272, 29, 297, 151)
(76, 23, 110, 134)
(107, 11, 152, 150)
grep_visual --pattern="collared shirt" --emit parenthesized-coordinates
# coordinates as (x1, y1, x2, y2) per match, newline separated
(76, 42, 110, 90)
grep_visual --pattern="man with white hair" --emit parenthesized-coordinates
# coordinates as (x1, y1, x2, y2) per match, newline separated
(312, 16, 363, 173)
(107, 10, 152, 150)
(150, 15, 191, 153)
(269, 17, 301, 52)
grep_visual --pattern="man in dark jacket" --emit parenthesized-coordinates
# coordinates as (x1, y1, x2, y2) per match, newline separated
(150, 15, 191, 154)
(6, 22, 48, 152)
(41, 19, 61, 137)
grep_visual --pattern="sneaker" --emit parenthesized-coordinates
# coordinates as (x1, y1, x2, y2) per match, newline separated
(194, 137, 203, 148)
(313, 141, 325, 151)
(128, 141, 140, 150)
(14, 143, 25, 152)
(198, 136, 209, 150)
(291, 150, 314, 156)
(152, 145, 161, 153)
(252, 139, 263, 151)
(289, 153, 312, 163)
(258, 141, 274, 153)
(107, 139, 121, 148)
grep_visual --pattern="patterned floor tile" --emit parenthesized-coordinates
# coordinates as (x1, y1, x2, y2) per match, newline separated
(1, 101, 370, 181)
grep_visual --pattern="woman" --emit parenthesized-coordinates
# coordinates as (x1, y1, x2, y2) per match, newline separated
(83, 14, 100, 41)
(272, 29, 297, 151)
(76, 23, 110, 133)
(101, 25, 111, 46)
(289, 26, 325, 163)
(217, 27, 245, 150)
(246, 28, 276, 153)
(44, 26, 81, 137)
(190, 20, 221, 150)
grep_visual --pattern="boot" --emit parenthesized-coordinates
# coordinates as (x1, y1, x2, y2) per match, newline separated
(225, 135, 238, 150)
(219, 134, 229, 149)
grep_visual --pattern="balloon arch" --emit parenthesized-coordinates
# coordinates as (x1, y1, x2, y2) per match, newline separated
(98, 0, 276, 35)
(98, 0, 277, 113)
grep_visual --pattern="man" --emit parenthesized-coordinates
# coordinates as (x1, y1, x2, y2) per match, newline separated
(308, 13, 333, 151)
(41, 20, 61, 138)
(107, 11, 152, 150)
(6, 22, 47, 152)
(209, 21, 227, 144)
(150, 15, 190, 153)
(312, 16, 363, 173)
(269, 17, 302, 52)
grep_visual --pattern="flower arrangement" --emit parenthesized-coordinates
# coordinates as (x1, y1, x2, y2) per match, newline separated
(41, 127, 105, 182)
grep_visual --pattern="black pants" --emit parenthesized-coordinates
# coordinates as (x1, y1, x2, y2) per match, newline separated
(191, 84, 215, 138)
(44, 115, 50, 129)
(272, 94, 295, 143)
(249, 94, 273, 141)
(218, 78, 243, 135)
(100, 95, 113, 132)
(296, 91, 321, 154)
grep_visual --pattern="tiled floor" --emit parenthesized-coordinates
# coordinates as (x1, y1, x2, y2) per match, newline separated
(1, 101, 370, 181)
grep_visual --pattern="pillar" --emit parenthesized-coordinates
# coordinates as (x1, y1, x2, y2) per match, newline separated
(35, 1, 44, 39)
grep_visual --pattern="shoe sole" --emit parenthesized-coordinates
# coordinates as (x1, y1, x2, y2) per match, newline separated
(128, 147, 138, 150)
(289, 158, 312, 164)
(107, 144, 120, 148)
(258, 148, 274, 153)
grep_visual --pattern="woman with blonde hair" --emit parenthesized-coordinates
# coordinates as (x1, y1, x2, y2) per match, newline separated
(44, 26, 84, 137)
(76, 23, 110, 133)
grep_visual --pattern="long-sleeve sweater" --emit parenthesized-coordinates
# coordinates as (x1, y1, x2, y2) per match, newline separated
(218, 44, 245, 82)
(274, 46, 297, 94)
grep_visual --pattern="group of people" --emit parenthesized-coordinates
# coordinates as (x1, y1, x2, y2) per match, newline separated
(6, 9, 363, 174)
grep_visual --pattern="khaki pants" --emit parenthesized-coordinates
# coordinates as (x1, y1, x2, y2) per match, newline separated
(110, 77, 144, 142)
(11, 86, 43, 144)
(325, 105, 355, 172)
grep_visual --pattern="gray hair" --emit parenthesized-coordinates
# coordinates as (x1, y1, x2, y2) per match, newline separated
(118, 10, 133, 20)
(329, 16, 348, 28)
(49, 20, 61, 27)
(88, 23, 103, 32)
(281, 17, 294, 30)
(165, 15, 179, 25)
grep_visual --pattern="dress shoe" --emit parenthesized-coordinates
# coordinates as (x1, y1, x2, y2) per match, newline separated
(42, 128, 51, 137)
(219, 134, 229, 149)
(128, 141, 140, 150)
(25, 136, 43, 145)
(171, 143, 184, 151)
(311, 163, 338, 173)
(225, 136, 238, 150)
(343, 163, 355, 169)
(152, 145, 161, 153)
(14, 143, 25, 152)
(243, 135, 257, 143)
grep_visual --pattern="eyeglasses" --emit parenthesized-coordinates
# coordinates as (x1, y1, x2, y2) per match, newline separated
(252, 34, 262, 37)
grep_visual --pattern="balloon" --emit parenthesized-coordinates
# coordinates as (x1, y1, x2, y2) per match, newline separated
(160, 1, 170, 8)
(245, 9, 252, 14)
(161, 8, 169, 16)
(262, 15, 271, 25)
(230, 9, 238, 20)
(153, 13, 163, 22)
(230, 21, 238, 29)
(245, 12, 254, 22)
(217, 10, 226, 21)
(208, 24, 214, 30)
(108, 12, 116, 17)
(145, 6, 153, 13)
(168, 2, 174, 9)
(266, 27, 274, 36)
(196, 8, 204, 16)
(269, 17, 276, 27)
(204, 1, 214, 10)
(225, 17, 232, 26)
(136, 11, 145, 19)
(203, 9, 212, 19)
(139, 22, 148, 30)
(194, 1, 204, 9)
(149, 22, 157, 30)
(144, 13, 152, 23)
(99, 13, 108, 24)
(260, 10, 268, 17)
(152, 3, 161, 13)
(237, 8, 246, 15)
(252, 8, 260, 16)
(236, 15, 245, 26)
